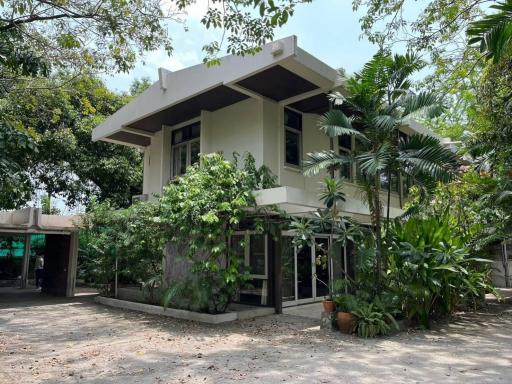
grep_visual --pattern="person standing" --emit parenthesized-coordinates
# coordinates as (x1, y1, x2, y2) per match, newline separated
(35, 253, 44, 290)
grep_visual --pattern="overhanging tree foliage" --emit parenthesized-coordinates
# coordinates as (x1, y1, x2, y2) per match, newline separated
(0, 74, 145, 209)
(0, 0, 310, 89)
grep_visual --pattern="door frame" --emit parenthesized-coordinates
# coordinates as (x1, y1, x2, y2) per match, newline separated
(281, 232, 335, 307)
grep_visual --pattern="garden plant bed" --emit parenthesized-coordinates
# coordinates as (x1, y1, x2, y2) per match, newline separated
(95, 296, 274, 324)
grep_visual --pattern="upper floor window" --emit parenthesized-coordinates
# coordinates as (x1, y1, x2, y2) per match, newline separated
(338, 135, 352, 181)
(171, 122, 200, 177)
(380, 172, 400, 193)
(284, 108, 302, 167)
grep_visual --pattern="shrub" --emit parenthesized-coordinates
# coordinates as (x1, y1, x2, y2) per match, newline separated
(79, 199, 164, 294)
(351, 302, 399, 338)
(386, 216, 495, 328)
(158, 152, 275, 313)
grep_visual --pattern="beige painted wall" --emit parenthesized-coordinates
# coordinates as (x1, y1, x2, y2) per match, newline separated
(205, 98, 263, 164)
(142, 97, 402, 212)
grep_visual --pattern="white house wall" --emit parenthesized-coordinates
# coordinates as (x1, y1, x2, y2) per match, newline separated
(141, 97, 403, 216)
(205, 98, 264, 164)
(143, 130, 164, 197)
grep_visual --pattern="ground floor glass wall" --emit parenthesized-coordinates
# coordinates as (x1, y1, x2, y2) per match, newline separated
(281, 234, 347, 306)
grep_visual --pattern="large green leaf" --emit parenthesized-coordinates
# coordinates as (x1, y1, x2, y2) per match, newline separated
(303, 150, 352, 176)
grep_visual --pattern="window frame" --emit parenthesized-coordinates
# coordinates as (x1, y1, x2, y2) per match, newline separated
(170, 121, 201, 178)
(338, 135, 353, 181)
(283, 108, 303, 168)
(231, 231, 268, 279)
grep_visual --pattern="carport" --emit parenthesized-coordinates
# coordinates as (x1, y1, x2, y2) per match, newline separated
(0, 207, 79, 297)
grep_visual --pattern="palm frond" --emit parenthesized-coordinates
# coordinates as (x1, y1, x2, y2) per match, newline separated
(356, 143, 393, 176)
(303, 150, 352, 176)
(496, 190, 512, 203)
(467, 1, 512, 62)
(399, 134, 458, 183)
(373, 114, 398, 133)
(318, 110, 355, 137)
(401, 91, 445, 119)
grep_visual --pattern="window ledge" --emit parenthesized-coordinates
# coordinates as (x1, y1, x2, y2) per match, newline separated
(283, 164, 303, 173)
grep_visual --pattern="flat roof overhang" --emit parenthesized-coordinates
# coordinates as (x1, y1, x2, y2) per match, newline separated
(92, 36, 339, 148)
(0, 208, 79, 235)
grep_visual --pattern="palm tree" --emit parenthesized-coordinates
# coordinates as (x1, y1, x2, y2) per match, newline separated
(467, 0, 512, 63)
(303, 52, 459, 283)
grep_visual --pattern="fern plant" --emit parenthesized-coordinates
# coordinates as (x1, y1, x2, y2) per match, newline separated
(351, 303, 399, 338)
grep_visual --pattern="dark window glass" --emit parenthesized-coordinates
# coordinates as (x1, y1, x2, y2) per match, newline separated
(285, 129, 301, 166)
(390, 172, 399, 193)
(249, 234, 266, 276)
(172, 122, 200, 145)
(190, 141, 200, 165)
(403, 175, 413, 197)
(338, 135, 351, 151)
(381, 172, 399, 192)
(284, 108, 302, 131)
(190, 122, 201, 139)
(281, 236, 295, 302)
(340, 162, 351, 180)
(172, 129, 184, 145)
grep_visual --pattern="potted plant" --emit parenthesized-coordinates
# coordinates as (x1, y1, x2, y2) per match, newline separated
(334, 293, 358, 333)
(316, 277, 348, 314)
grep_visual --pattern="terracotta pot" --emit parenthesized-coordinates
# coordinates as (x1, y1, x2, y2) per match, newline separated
(336, 311, 354, 334)
(322, 300, 335, 313)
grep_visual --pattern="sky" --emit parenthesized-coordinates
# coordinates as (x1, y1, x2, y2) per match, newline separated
(103, 0, 379, 92)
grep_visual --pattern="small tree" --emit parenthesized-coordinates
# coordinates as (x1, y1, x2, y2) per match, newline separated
(159, 153, 263, 313)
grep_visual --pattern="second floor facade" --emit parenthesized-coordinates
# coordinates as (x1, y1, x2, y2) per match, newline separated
(93, 36, 434, 223)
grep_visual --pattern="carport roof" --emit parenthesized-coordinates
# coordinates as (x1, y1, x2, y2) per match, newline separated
(92, 35, 340, 147)
(0, 208, 79, 235)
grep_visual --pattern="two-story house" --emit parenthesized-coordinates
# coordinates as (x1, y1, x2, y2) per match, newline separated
(93, 36, 434, 312)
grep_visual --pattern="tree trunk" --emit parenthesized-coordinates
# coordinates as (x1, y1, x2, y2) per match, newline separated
(329, 137, 335, 179)
(374, 174, 382, 290)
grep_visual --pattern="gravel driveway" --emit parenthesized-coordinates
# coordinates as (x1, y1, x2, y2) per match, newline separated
(1, 289, 511, 384)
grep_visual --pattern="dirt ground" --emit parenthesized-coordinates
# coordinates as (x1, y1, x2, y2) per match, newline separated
(1, 290, 511, 384)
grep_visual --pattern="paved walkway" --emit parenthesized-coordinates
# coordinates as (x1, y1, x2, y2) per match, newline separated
(1, 290, 511, 383)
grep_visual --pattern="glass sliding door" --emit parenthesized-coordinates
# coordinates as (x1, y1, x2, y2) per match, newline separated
(314, 237, 330, 298)
(281, 237, 296, 302)
(296, 245, 313, 300)
(281, 234, 336, 306)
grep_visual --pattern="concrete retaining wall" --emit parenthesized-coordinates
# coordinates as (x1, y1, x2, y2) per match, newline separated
(95, 296, 239, 324)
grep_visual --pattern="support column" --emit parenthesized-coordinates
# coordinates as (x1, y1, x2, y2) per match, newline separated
(20, 234, 30, 289)
(66, 232, 79, 297)
(273, 232, 283, 314)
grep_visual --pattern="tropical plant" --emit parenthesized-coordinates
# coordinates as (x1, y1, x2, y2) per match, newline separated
(304, 52, 459, 283)
(351, 302, 399, 338)
(334, 293, 360, 313)
(79, 199, 164, 293)
(386, 216, 496, 328)
(467, 1, 512, 63)
(157, 152, 278, 313)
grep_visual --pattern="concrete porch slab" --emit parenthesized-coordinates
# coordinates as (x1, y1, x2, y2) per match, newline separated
(283, 302, 323, 320)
